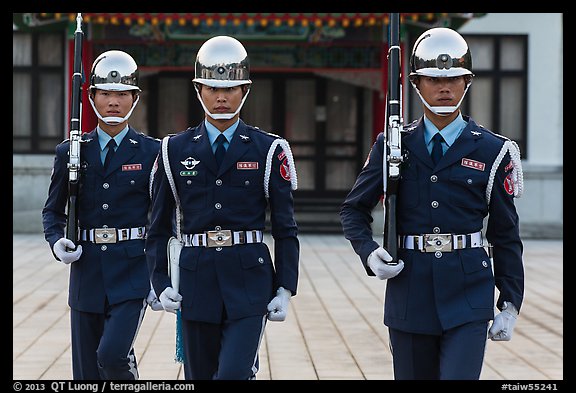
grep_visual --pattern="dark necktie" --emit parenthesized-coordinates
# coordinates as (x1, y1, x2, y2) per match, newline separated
(214, 134, 227, 168)
(104, 139, 117, 170)
(431, 133, 444, 165)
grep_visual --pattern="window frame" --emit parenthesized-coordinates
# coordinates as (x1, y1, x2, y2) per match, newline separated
(13, 30, 65, 154)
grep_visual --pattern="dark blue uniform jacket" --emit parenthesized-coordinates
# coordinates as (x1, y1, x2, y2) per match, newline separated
(340, 116, 524, 334)
(42, 127, 160, 313)
(146, 120, 299, 324)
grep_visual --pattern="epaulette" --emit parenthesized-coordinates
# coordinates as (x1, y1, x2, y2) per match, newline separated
(403, 119, 419, 133)
(479, 126, 512, 143)
(248, 125, 281, 140)
(138, 132, 161, 142)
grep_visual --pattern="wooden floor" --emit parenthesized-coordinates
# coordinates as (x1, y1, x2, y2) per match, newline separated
(13, 233, 563, 381)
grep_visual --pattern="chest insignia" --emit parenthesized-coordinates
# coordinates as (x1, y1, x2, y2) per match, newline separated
(181, 157, 200, 170)
(129, 138, 138, 144)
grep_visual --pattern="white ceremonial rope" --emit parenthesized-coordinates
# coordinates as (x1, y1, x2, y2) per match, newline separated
(264, 138, 298, 199)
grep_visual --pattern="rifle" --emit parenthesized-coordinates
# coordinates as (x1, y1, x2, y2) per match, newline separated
(66, 13, 84, 249)
(382, 13, 404, 264)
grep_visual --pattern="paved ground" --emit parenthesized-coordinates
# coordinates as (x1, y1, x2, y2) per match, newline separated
(13, 233, 563, 381)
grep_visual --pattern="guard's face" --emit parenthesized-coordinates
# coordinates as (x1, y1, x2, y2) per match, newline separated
(92, 89, 135, 119)
(200, 86, 243, 117)
(415, 76, 467, 108)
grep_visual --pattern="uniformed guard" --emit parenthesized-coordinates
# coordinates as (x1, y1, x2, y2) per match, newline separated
(42, 50, 162, 380)
(340, 27, 525, 380)
(145, 35, 300, 380)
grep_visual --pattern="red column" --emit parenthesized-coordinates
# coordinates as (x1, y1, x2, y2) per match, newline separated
(67, 38, 97, 135)
(372, 41, 388, 142)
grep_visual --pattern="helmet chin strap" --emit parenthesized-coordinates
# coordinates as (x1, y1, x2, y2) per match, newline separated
(194, 87, 250, 120)
(89, 95, 140, 125)
(411, 81, 471, 116)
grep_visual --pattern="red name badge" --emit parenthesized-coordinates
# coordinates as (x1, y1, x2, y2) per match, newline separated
(461, 158, 485, 171)
(237, 162, 258, 170)
(122, 164, 142, 171)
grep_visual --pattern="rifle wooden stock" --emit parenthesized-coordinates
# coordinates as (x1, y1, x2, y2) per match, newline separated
(383, 13, 402, 264)
(66, 13, 84, 248)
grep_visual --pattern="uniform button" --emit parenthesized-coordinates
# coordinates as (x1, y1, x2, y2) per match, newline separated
(102, 204, 109, 210)
(216, 179, 223, 186)
(467, 178, 473, 184)
(258, 257, 264, 264)
(433, 227, 441, 233)
(430, 175, 438, 182)
(245, 180, 250, 186)
(103, 183, 110, 189)
(187, 180, 192, 185)
(482, 260, 488, 267)
(431, 201, 439, 208)
(215, 203, 222, 209)
(215, 226, 221, 231)
(216, 247, 222, 251)
(435, 251, 442, 258)
(130, 180, 135, 185)
(101, 245, 107, 251)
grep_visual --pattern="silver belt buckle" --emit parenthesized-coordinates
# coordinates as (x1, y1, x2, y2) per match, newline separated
(94, 228, 117, 244)
(423, 234, 452, 253)
(206, 230, 233, 247)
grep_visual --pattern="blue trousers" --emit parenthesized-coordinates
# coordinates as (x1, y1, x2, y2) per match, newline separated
(182, 314, 267, 380)
(70, 299, 147, 380)
(389, 320, 489, 380)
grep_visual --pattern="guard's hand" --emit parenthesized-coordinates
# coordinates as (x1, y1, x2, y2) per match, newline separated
(267, 287, 292, 322)
(146, 289, 164, 311)
(367, 247, 404, 280)
(53, 237, 83, 264)
(159, 287, 182, 314)
(488, 302, 518, 341)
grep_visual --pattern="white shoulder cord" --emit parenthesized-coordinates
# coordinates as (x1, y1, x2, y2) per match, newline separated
(161, 136, 183, 240)
(264, 138, 298, 199)
(149, 155, 158, 201)
(486, 139, 524, 206)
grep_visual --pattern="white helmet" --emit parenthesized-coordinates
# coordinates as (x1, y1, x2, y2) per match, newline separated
(409, 28, 474, 116)
(192, 36, 252, 120)
(88, 50, 141, 125)
(89, 50, 141, 92)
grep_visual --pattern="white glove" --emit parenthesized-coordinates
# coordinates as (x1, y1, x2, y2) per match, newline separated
(159, 287, 182, 314)
(488, 301, 518, 341)
(367, 247, 404, 280)
(267, 287, 292, 322)
(146, 289, 164, 311)
(53, 237, 83, 264)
